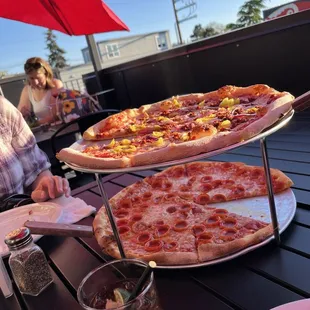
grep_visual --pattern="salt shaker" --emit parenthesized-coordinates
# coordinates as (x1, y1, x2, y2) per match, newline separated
(0, 255, 13, 298)
(4, 227, 53, 296)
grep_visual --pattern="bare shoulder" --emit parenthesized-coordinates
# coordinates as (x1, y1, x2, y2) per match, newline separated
(53, 79, 63, 89)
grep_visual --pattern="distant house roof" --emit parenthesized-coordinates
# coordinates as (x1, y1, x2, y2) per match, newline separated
(81, 30, 169, 52)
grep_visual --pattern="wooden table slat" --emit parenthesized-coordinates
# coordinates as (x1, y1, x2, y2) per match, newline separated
(191, 262, 305, 310)
(38, 236, 102, 291)
(243, 246, 310, 295)
(22, 267, 81, 310)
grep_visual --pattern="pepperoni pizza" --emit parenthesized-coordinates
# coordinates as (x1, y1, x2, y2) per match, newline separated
(93, 162, 293, 265)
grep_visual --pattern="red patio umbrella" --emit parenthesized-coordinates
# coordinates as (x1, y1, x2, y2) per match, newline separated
(1, 0, 129, 35)
(0, 0, 129, 91)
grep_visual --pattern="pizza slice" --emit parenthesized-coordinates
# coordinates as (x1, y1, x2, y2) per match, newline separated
(143, 162, 293, 205)
(94, 190, 274, 264)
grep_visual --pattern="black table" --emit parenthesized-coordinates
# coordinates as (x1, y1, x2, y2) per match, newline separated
(1, 110, 310, 310)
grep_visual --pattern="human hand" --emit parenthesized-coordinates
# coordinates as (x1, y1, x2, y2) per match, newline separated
(31, 175, 71, 202)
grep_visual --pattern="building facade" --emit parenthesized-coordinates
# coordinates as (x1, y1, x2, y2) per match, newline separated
(59, 30, 171, 92)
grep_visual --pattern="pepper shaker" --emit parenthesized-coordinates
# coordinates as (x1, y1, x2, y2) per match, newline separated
(4, 227, 53, 296)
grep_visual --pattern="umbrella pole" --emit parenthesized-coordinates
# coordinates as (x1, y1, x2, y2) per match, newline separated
(85, 35, 103, 93)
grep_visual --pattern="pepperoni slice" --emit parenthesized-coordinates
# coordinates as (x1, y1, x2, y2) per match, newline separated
(156, 224, 170, 237)
(114, 209, 129, 218)
(163, 241, 178, 252)
(220, 227, 238, 241)
(153, 220, 165, 226)
(187, 176, 197, 186)
(212, 180, 223, 188)
(180, 184, 191, 192)
(180, 203, 191, 212)
(201, 175, 213, 183)
(139, 203, 149, 211)
(142, 192, 153, 200)
(187, 163, 202, 173)
(213, 209, 228, 215)
(164, 193, 176, 201)
(233, 185, 245, 196)
(223, 180, 235, 187)
(211, 194, 227, 202)
(200, 183, 213, 192)
(151, 178, 163, 189)
(136, 233, 151, 245)
(178, 211, 189, 219)
(116, 219, 129, 227)
(192, 206, 203, 214)
(170, 166, 185, 178)
(206, 215, 221, 227)
(173, 220, 188, 232)
(119, 199, 132, 209)
(192, 224, 206, 236)
(221, 217, 237, 228)
(222, 162, 234, 169)
(144, 240, 163, 252)
(162, 181, 173, 191)
(153, 196, 163, 204)
(236, 168, 248, 176)
(130, 214, 143, 223)
(166, 206, 177, 214)
(131, 196, 142, 205)
(197, 232, 213, 244)
(132, 222, 148, 233)
(251, 168, 264, 178)
(244, 221, 265, 231)
(118, 226, 130, 235)
(195, 194, 210, 205)
(179, 193, 192, 201)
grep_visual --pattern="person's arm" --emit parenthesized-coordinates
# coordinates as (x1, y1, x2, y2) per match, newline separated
(8, 99, 70, 201)
(17, 86, 31, 117)
(51, 79, 64, 97)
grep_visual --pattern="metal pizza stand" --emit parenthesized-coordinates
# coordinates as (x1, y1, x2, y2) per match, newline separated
(63, 93, 310, 269)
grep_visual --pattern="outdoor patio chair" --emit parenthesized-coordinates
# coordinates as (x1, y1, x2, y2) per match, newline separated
(50, 109, 119, 188)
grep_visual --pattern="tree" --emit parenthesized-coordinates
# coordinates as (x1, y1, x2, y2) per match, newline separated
(226, 0, 267, 31)
(237, 0, 266, 26)
(190, 24, 206, 40)
(45, 29, 67, 69)
(190, 22, 225, 41)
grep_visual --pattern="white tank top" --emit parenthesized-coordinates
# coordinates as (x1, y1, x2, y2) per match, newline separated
(28, 86, 52, 119)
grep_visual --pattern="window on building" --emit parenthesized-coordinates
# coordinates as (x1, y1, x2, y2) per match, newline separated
(155, 34, 168, 50)
(106, 44, 120, 58)
(83, 49, 91, 63)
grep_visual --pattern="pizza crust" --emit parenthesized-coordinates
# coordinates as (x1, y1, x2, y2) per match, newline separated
(197, 224, 273, 261)
(57, 148, 131, 168)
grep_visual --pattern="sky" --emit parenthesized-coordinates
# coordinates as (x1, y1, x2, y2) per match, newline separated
(0, 0, 290, 74)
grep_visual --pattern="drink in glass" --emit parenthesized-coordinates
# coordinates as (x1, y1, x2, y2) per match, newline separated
(77, 259, 162, 310)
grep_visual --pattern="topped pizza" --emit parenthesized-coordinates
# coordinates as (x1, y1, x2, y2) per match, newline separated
(93, 161, 294, 265)
(57, 84, 294, 168)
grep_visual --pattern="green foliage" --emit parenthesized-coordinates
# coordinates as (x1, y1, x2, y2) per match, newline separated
(45, 29, 67, 69)
(226, 0, 268, 30)
(190, 22, 224, 40)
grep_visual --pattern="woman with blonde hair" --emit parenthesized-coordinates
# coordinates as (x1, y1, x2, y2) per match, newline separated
(18, 57, 63, 124)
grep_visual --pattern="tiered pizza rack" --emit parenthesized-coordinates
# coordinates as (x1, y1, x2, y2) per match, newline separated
(65, 109, 297, 269)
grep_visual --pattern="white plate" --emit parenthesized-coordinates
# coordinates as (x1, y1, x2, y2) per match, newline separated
(0, 202, 62, 257)
(271, 299, 310, 310)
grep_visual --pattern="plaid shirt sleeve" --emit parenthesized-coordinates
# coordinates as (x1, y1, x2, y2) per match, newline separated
(9, 99, 51, 189)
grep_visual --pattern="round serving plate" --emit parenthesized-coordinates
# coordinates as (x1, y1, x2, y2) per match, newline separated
(64, 109, 294, 174)
(157, 188, 296, 269)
